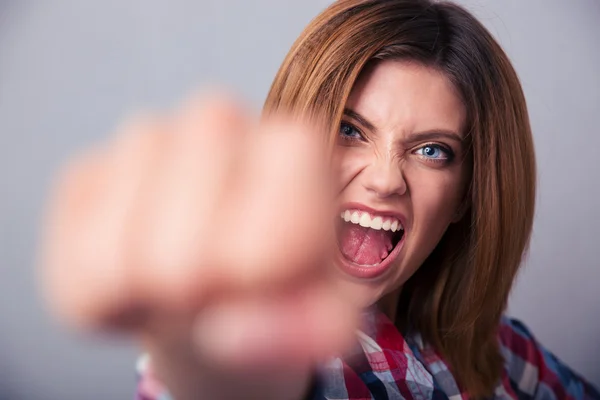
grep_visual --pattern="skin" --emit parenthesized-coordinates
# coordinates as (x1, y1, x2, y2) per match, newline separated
(40, 61, 471, 399)
(333, 60, 470, 310)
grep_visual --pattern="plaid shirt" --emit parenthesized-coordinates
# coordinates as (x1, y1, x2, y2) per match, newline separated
(136, 311, 599, 400)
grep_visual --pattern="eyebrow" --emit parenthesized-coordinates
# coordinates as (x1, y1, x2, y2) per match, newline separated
(404, 130, 464, 145)
(343, 108, 376, 132)
(342, 107, 464, 144)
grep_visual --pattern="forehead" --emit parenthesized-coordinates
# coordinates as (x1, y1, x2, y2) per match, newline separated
(346, 61, 466, 136)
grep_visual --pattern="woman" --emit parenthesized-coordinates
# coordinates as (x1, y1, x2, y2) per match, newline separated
(40, 0, 599, 399)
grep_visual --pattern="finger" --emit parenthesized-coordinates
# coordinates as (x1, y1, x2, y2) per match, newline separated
(191, 280, 359, 371)
(216, 117, 336, 290)
(41, 114, 172, 330)
(135, 94, 252, 310)
(102, 116, 171, 326)
(39, 145, 116, 329)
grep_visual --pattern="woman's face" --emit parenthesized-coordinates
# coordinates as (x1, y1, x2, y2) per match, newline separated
(333, 60, 470, 308)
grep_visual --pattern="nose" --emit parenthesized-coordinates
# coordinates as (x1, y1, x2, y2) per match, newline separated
(362, 157, 407, 198)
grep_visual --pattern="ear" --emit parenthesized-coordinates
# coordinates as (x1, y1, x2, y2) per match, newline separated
(451, 200, 470, 223)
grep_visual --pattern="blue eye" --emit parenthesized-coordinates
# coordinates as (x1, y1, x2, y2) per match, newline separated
(414, 144, 450, 160)
(339, 122, 363, 141)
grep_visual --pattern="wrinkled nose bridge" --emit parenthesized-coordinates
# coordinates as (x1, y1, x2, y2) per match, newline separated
(363, 151, 406, 197)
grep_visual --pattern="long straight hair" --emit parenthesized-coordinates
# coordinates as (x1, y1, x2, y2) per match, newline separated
(263, 0, 536, 397)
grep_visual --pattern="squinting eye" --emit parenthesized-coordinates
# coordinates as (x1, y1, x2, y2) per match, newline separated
(339, 122, 363, 140)
(414, 144, 448, 159)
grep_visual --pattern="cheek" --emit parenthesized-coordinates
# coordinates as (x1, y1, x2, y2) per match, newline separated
(405, 164, 465, 238)
(333, 147, 369, 192)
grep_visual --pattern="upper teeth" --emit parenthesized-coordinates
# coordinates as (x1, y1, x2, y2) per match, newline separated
(340, 210, 403, 232)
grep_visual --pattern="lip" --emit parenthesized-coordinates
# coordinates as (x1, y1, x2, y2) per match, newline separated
(335, 202, 407, 280)
(339, 202, 407, 223)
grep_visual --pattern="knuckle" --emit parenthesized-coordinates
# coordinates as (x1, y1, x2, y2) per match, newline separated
(176, 91, 249, 140)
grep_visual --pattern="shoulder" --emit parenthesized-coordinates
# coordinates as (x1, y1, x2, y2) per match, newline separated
(498, 316, 542, 372)
(498, 316, 600, 400)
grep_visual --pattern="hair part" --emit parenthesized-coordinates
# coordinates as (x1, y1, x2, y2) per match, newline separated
(264, 1, 536, 397)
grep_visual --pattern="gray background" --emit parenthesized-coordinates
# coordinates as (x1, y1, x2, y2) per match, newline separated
(0, 0, 598, 399)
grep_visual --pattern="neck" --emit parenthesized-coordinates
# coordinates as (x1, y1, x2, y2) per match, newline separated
(376, 287, 402, 323)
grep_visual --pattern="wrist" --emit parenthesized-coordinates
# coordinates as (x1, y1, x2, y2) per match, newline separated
(141, 347, 314, 400)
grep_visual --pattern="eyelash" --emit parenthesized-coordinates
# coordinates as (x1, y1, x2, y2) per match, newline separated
(414, 143, 455, 164)
(338, 121, 455, 164)
(339, 121, 365, 142)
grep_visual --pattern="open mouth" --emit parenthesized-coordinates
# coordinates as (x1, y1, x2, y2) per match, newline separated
(335, 208, 405, 279)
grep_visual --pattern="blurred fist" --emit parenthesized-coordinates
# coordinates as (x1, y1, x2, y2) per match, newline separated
(38, 93, 358, 379)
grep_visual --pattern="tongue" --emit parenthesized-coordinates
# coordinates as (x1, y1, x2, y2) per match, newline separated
(339, 224, 394, 265)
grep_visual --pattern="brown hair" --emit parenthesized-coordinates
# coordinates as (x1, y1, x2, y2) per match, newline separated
(263, 0, 536, 397)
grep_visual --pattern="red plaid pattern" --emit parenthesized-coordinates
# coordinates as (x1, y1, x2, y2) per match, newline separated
(136, 311, 599, 399)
